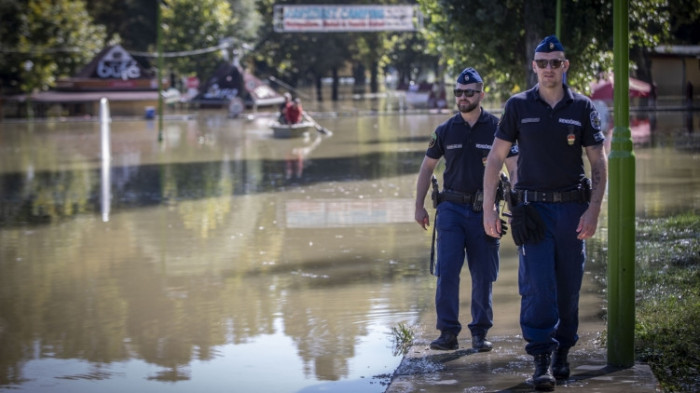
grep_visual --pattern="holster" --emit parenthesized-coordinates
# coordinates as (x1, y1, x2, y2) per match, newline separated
(437, 189, 484, 212)
(429, 175, 439, 275)
(431, 176, 440, 208)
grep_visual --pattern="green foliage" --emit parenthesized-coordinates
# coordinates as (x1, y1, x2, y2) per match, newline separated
(668, 0, 700, 43)
(416, 0, 672, 100)
(161, 0, 235, 80)
(251, 0, 354, 92)
(86, 0, 156, 51)
(1, 0, 697, 103)
(382, 31, 438, 87)
(87, 0, 260, 81)
(0, 0, 106, 94)
(634, 213, 700, 392)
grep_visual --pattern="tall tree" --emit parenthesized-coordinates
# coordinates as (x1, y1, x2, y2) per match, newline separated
(87, 1, 156, 52)
(252, 0, 353, 101)
(0, 0, 107, 95)
(668, 0, 700, 44)
(417, 0, 672, 100)
(383, 31, 440, 88)
(160, 0, 235, 80)
(89, 0, 261, 82)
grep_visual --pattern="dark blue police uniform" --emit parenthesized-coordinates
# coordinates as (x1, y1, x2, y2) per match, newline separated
(495, 84, 605, 355)
(427, 110, 517, 338)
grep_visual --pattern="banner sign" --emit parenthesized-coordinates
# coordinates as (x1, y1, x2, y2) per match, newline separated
(273, 5, 422, 32)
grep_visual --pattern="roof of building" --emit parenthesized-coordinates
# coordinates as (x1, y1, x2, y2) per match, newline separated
(652, 45, 700, 57)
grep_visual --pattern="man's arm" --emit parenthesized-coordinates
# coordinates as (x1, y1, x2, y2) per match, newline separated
(415, 156, 439, 230)
(482, 138, 513, 237)
(577, 143, 608, 239)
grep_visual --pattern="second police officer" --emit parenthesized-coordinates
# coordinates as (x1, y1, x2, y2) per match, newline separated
(415, 67, 518, 352)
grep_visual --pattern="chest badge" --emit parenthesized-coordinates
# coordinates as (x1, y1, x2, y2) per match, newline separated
(567, 132, 576, 146)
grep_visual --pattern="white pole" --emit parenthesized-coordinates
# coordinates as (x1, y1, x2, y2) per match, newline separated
(100, 98, 111, 222)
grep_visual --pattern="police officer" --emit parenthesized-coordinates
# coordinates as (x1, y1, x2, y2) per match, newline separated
(415, 67, 518, 352)
(482, 36, 608, 391)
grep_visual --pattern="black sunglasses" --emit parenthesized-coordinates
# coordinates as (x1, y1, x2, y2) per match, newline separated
(453, 89, 481, 97)
(534, 59, 566, 69)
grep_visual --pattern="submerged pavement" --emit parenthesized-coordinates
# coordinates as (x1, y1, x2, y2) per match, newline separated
(385, 318, 660, 393)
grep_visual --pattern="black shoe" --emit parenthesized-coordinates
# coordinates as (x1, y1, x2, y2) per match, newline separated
(552, 347, 570, 380)
(430, 331, 458, 350)
(472, 335, 493, 352)
(532, 353, 555, 391)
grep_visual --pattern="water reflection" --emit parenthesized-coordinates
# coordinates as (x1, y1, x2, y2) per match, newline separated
(0, 114, 437, 393)
(0, 109, 698, 392)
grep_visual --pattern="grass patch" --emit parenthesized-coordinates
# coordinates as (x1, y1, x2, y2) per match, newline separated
(634, 212, 700, 392)
(391, 322, 415, 356)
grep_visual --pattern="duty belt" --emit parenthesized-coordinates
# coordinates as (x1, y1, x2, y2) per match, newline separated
(514, 189, 590, 204)
(440, 190, 477, 204)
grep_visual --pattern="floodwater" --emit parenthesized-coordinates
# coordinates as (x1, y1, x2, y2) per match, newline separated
(0, 105, 698, 393)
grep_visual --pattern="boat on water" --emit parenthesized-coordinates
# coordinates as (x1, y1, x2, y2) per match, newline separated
(270, 121, 316, 138)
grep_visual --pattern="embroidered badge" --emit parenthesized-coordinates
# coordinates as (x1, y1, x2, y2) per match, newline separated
(590, 110, 602, 131)
(565, 125, 575, 146)
(428, 133, 436, 148)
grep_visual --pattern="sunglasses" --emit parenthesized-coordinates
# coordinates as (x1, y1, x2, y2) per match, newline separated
(453, 89, 481, 97)
(534, 59, 566, 69)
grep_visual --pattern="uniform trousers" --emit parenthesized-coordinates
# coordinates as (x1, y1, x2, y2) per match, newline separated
(435, 201, 499, 337)
(518, 201, 588, 355)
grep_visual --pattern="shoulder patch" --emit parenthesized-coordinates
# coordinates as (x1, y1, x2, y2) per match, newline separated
(590, 110, 602, 131)
(593, 131, 605, 143)
(428, 132, 437, 148)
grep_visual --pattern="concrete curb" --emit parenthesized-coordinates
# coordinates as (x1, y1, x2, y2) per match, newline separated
(386, 330, 661, 393)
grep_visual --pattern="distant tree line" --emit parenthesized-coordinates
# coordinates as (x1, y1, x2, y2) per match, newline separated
(0, 0, 697, 101)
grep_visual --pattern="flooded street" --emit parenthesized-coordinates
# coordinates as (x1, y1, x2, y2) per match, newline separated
(0, 106, 698, 393)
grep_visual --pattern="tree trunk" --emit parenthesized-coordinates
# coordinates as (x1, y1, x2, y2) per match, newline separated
(353, 62, 366, 95)
(316, 76, 323, 102)
(332, 67, 339, 101)
(370, 60, 378, 94)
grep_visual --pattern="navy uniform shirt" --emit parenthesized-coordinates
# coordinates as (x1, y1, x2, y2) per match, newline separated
(427, 109, 518, 194)
(495, 84, 605, 192)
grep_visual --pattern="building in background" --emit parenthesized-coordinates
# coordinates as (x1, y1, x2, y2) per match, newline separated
(4, 45, 165, 118)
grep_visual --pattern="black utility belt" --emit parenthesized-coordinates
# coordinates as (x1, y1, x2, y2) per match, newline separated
(513, 189, 590, 204)
(439, 190, 481, 204)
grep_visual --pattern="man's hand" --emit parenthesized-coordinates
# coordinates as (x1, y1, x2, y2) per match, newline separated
(576, 205, 600, 239)
(483, 208, 502, 238)
(415, 207, 430, 230)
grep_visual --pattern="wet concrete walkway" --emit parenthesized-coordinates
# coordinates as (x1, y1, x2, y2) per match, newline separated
(385, 318, 660, 393)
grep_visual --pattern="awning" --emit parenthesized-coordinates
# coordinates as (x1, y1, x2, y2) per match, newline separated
(7, 90, 158, 104)
(589, 75, 652, 101)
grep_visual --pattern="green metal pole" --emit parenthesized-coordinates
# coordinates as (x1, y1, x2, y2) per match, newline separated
(157, 0, 164, 142)
(607, 0, 636, 367)
(556, 0, 561, 38)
